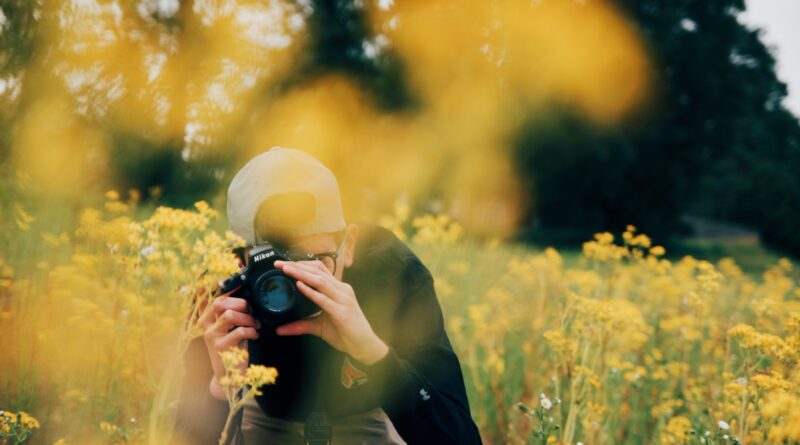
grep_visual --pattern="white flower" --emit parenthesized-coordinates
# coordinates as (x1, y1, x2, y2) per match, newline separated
(540, 397, 552, 410)
(723, 435, 729, 440)
(577, 442, 584, 445)
(718, 420, 730, 430)
(705, 431, 711, 436)
(680, 18, 698, 33)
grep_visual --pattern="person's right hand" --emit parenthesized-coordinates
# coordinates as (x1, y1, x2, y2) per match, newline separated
(198, 289, 261, 400)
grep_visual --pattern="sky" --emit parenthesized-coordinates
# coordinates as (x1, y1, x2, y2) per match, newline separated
(740, 0, 800, 116)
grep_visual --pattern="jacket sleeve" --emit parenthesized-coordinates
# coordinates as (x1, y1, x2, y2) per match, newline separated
(357, 257, 483, 445)
(172, 337, 232, 445)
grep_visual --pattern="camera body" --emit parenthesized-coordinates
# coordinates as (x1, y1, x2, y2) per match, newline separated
(220, 243, 321, 328)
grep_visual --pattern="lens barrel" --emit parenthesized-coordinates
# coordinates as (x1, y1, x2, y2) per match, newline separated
(254, 272, 296, 313)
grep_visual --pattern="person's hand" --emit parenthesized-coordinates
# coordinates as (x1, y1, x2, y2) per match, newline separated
(198, 288, 261, 399)
(273, 260, 389, 365)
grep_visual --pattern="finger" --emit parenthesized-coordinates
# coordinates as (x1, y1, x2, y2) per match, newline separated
(200, 296, 250, 329)
(275, 260, 331, 277)
(283, 263, 339, 297)
(278, 261, 344, 303)
(299, 259, 331, 275)
(295, 280, 340, 314)
(293, 259, 329, 273)
(204, 308, 254, 340)
(203, 295, 241, 317)
(274, 260, 320, 275)
(198, 296, 223, 328)
(214, 326, 259, 350)
(211, 296, 250, 318)
(208, 309, 261, 336)
(275, 317, 322, 337)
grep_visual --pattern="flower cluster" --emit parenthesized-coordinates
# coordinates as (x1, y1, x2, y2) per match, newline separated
(0, 410, 40, 444)
(517, 393, 562, 445)
(218, 347, 279, 399)
(216, 347, 278, 445)
(389, 208, 800, 445)
(1, 193, 246, 443)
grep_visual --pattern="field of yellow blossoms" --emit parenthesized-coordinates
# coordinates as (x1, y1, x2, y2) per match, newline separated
(1, 190, 799, 445)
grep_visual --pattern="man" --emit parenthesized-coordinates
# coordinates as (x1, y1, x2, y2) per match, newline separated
(174, 147, 482, 444)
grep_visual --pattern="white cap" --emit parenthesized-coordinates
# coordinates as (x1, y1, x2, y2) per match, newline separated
(226, 147, 346, 245)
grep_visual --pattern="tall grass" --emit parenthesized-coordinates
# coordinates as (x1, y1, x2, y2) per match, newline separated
(2, 188, 799, 444)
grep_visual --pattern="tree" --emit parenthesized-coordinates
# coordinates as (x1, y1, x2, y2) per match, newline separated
(514, 0, 800, 255)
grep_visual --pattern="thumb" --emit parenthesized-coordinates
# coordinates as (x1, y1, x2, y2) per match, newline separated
(276, 318, 322, 337)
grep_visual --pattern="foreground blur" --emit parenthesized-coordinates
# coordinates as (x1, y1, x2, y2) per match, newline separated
(1, 0, 651, 236)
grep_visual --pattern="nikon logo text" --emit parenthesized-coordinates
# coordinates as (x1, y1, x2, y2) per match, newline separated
(253, 251, 275, 262)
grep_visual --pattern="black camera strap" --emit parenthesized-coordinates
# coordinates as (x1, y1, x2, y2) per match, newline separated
(304, 375, 332, 445)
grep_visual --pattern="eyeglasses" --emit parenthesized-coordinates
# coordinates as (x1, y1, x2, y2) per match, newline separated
(288, 238, 345, 276)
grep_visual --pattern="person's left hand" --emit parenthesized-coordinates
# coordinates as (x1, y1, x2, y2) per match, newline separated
(273, 260, 389, 365)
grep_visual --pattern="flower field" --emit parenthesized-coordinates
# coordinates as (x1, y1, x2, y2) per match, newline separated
(1, 191, 799, 445)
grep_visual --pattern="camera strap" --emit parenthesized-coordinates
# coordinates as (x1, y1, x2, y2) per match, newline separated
(304, 377, 332, 445)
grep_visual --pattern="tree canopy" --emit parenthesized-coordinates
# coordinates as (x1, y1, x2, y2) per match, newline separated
(1, 0, 798, 254)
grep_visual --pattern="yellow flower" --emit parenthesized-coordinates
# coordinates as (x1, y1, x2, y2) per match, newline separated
(659, 416, 691, 445)
(729, 323, 787, 358)
(128, 188, 141, 204)
(219, 347, 278, 397)
(15, 204, 34, 231)
(762, 392, 800, 441)
(1, 410, 40, 435)
(582, 232, 628, 261)
(411, 214, 463, 245)
(19, 412, 39, 430)
(194, 201, 220, 219)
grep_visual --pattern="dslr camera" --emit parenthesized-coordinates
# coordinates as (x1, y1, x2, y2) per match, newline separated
(220, 243, 321, 328)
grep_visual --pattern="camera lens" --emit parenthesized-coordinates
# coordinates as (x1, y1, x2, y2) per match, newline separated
(257, 274, 295, 313)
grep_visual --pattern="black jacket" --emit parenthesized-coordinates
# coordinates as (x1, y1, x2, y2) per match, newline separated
(174, 223, 482, 444)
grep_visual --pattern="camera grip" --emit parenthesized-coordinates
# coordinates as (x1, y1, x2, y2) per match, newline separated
(220, 273, 245, 296)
